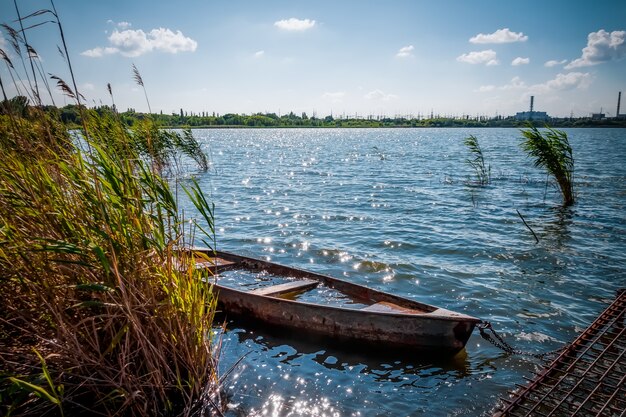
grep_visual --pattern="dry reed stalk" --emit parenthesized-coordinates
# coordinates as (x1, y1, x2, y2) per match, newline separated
(1, 46, 218, 417)
(2, 4, 219, 414)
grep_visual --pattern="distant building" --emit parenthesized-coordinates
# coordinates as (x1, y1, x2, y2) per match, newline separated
(591, 113, 605, 120)
(515, 95, 550, 121)
(515, 111, 549, 121)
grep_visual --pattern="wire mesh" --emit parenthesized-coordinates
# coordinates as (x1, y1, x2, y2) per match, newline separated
(494, 289, 626, 417)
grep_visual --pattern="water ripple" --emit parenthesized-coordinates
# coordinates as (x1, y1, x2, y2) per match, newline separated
(179, 128, 626, 416)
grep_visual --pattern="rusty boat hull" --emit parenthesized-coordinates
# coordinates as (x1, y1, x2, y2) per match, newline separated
(195, 249, 480, 355)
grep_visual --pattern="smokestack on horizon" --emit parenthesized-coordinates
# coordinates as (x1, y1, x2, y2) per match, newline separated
(617, 91, 622, 117)
(530, 96, 534, 113)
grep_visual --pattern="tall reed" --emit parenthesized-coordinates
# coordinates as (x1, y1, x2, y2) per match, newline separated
(464, 135, 490, 185)
(0, 105, 220, 417)
(520, 126, 574, 206)
(1, 4, 220, 416)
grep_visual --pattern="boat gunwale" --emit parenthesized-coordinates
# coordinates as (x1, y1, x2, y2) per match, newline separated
(214, 283, 480, 323)
(192, 248, 480, 324)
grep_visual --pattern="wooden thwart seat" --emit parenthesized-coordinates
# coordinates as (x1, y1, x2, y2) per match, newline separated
(250, 279, 319, 297)
(173, 256, 236, 273)
(195, 257, 237, 270)
(361, 301, 422, 314)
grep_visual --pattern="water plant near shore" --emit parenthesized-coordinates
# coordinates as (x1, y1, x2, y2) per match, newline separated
(0, 3, 220, 415)
(520, 125, 575, 206)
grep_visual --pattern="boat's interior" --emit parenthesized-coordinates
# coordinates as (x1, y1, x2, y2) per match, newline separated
(190, 253, 437, 315)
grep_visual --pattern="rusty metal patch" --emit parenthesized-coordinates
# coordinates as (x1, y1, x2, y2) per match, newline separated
(494, 289, 626, 417)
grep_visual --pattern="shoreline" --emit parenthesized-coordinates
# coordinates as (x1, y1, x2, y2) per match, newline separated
(156, 123, 626, 129)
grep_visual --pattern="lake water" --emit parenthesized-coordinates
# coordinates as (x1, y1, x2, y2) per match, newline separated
(178, 128, 626, 416)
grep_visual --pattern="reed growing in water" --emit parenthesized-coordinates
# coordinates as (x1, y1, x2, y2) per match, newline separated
(520, 126, 575, 206)
(464, 135, 490, 185)
(0, 4, 220, 415)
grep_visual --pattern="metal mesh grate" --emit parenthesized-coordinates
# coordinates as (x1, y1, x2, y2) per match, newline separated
(495, 289, 626, 417)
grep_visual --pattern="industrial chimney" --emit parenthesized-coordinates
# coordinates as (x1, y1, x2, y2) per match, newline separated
(617, 91, 622, 118)
(530, 96, 534, 113)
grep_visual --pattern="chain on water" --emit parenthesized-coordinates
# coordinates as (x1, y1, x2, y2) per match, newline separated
(477, 321, 566, 360)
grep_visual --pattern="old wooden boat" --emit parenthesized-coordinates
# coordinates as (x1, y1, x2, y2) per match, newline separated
(190, 248, 480, 354)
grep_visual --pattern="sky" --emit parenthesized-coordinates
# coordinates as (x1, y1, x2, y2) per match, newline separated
(1, 0, 625, 118)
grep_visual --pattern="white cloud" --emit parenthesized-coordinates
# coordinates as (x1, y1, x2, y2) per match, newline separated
(500, 76, 527, 90)
(457, 49, 499, 66)
(82, 28, 197, 58)
(274, 18, 316, 31)
(81, 46, 118, 58)
(143, 28, 197, 54)
(322, 91, 346, 102)
(106, 20, 131, 29)
(475, 85, 496, 92)
(544, 59, 567, 67)
(469, 28, 528, 44)
(254, 50, 265, 58)
(492, 73, 590, 94)
(364, 89, 397, 101)
(565, 29, 626, 69)
(107, 29, 153, 57)
(511, 57, 530, 66)
(534, 72, 592, 92)
(396, 45, 414, 58)
(80, 82, 95, 91)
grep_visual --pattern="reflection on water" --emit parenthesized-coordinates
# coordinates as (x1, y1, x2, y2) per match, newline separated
(176, 128, 626, 416)
(232, 327, 472, 376)
(535, 206, 574, 249)
(220, 327, 483, 416)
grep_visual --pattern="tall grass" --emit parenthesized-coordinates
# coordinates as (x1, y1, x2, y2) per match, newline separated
(1, 4, 220, 416)
(0, 113, 220, 415)
(464, 135, 490, 185)
(520, 125, 574, 206)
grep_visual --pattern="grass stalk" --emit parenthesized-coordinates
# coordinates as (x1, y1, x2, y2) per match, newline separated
(13, 0, 41, 106)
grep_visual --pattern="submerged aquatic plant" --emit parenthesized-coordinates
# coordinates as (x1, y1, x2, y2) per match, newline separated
(520, 125, 574, 206)
(464, 135, 490, 185)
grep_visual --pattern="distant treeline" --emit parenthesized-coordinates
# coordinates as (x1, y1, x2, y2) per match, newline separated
(3, 97, 626, 128)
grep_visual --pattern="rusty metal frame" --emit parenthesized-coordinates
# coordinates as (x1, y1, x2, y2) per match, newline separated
(494, 289, 626, 417)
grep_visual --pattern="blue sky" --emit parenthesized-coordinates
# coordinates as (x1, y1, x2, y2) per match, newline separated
(1, 0, 625, 117)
